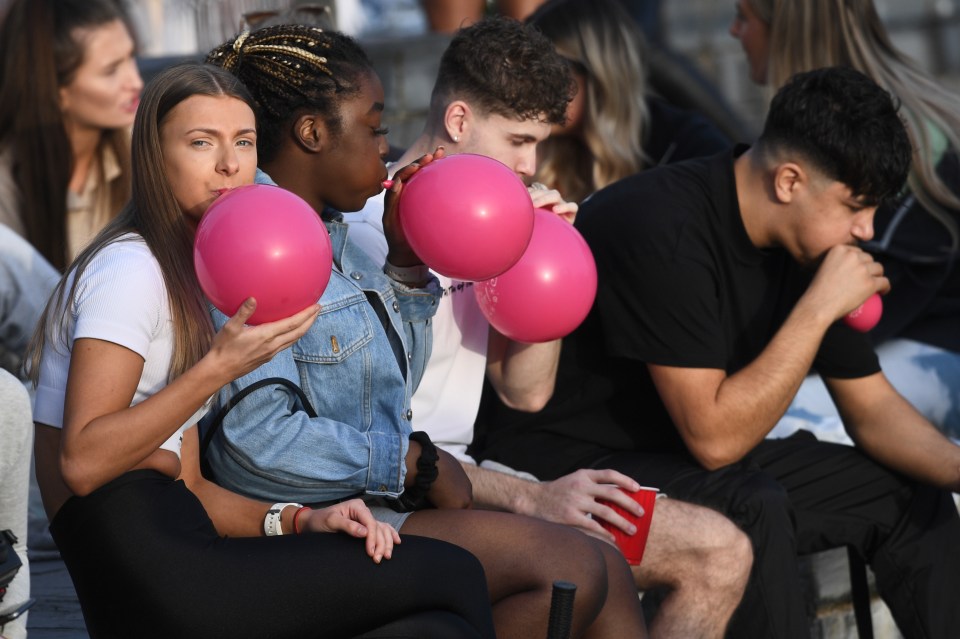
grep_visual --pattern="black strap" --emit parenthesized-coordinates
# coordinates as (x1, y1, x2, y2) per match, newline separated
(199, 377, 317, 466)
(847, 546, 874, 639)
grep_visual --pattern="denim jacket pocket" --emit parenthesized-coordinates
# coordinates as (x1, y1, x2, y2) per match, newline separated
(292, 272, 374, 364)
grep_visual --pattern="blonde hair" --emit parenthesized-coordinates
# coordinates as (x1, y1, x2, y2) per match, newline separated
(750, 0, 960, 248)
(527, 0, 649, 203)
(28, 64, 256, 383)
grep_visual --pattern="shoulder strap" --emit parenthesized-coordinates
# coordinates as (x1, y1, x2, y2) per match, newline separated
(199, 377, 317, 465)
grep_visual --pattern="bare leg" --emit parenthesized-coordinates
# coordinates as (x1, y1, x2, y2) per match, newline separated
(634, 498, 751, 639)
(402, 509, 647, 639)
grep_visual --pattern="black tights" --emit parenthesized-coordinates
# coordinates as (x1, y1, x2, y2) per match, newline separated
(49, 470, 495, 639)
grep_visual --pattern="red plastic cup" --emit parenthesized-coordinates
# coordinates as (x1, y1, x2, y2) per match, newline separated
(597, 487, 660, 565)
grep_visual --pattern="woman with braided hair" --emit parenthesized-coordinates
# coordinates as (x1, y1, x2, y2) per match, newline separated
(204, 24, 648, 639)
(28, 62, 496, 639)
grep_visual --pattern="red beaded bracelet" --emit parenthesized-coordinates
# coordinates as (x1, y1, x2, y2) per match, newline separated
(293, 506, 311, 534)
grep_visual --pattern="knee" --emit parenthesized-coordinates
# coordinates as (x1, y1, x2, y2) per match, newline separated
(704, 518, 753, 593)
(730, 474, 793, 534)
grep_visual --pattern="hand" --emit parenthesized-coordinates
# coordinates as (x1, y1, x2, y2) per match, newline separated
(427, 449, 473, 510)
(300, 499, 401, 564)
(529, 182, 578, 224)
(383, 147, 447, 266)
(804, 245, 889, 322)
(204, 298, 319, 382)
(528, 469, 643, 544)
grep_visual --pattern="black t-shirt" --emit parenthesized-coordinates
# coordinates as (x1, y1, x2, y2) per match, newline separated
(479, 148, 881, 479)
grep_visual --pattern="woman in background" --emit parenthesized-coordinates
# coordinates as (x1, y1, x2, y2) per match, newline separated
(527, 0, 730, 203)
(0, 0, 142, 270)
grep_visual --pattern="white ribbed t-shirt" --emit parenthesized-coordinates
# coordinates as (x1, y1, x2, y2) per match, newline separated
(34, 234, 204, 458)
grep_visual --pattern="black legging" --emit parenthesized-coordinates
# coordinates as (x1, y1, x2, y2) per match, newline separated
(49, 470, 495, 639)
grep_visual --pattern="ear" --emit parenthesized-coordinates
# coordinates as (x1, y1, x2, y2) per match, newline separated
(294, 113, 327, 154)
(771, 162, 806, 204)
(443, 100, 471, 144)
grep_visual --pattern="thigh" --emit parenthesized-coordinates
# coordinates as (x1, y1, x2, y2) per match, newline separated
(52, 471, 495, 639)
(746, 434, 916, 554)
(400, 509, 603, 601)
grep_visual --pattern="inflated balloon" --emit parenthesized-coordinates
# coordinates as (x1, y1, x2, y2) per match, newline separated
(843, 293, 883, 332)
(474, 209, 598, 343)
(398, 153, 534, 281)
(194, 184, 332, 325)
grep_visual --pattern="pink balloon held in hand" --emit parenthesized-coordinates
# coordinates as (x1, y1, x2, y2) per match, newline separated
(474, 208, 598, 343)
(843, 293, 883, 332)
(194, 184, 333, 325)
(398, 154, 534, 281)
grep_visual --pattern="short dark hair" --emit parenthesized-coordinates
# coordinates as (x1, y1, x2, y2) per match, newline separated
(207, 25, 374, 164)
(757, 66, 911, 206)
(430, 16, 574, 125)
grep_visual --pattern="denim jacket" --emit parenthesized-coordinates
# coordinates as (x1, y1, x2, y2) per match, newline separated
(204, 174, 441, 504)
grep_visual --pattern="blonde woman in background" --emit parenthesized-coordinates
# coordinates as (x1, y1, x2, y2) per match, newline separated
(527, 0, 731, 204)
(731, 0, 960, 442)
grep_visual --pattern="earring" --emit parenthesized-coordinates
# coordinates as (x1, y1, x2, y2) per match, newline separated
(453, 135, 460, 143)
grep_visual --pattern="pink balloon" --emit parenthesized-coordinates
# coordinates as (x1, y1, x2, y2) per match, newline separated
(398, 154, 534, 281)
(843, 293, 883, 332)
(474, 209, 597, 343)
(194, 184, 332, 325)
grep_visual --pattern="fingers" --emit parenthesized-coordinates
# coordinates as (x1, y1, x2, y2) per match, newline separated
(586, 468, 640, 492)
(225, 297, 258, 328)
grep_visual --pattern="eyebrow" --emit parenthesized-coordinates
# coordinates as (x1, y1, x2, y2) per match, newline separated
(185, 127, 257, 136)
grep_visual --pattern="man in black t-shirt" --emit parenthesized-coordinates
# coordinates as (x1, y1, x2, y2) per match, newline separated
(480, 67, 960, 638)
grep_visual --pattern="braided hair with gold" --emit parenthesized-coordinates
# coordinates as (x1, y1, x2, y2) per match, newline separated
(207, 25, 375, 164)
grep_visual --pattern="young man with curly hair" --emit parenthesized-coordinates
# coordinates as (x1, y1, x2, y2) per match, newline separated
(345, 16, 752, 639)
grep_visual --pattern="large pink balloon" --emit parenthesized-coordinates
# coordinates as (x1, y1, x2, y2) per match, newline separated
(398, 154, 534, 281)
(194, 184, 332, 325)
(474, 209, 598, 343)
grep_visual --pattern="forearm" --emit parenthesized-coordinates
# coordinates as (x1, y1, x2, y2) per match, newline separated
(486, 328, 560, 411)
(681, 300, 834, 468)
(461, 461, 538, 513)
(62, 352, 230, 493)
(836, 376, 960, 491)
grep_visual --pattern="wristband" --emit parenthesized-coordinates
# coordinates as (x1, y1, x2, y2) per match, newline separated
(264, 502, 303, 536)
(391, 431, 440, 512)
(383, 260, 430, 285)
(293, 506, 311, 535)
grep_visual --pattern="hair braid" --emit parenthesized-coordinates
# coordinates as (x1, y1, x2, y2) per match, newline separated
(207, 25, 373, 163)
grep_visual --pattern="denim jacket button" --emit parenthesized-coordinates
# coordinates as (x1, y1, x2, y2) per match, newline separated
(392, 300, 400, 312)
(378, 484, 387, 492)
(405, 409, 413, 420)
(350, 271, 363, 280)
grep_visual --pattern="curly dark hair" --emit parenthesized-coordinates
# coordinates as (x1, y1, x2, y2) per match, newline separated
(430, 16, 574, 125)
(757, 66, 912, 206)
(206, 25, 374, 164)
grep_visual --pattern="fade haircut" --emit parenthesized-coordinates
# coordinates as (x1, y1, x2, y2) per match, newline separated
(757, 66, 911, 206)
(430, 16, 574, 125)
(207, 25, 374, 164)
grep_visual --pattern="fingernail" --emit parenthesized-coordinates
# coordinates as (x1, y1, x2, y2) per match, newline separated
(382, 179, 394, 189)
(628, 525, 637, 535)
(437, 145, 445, 151)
